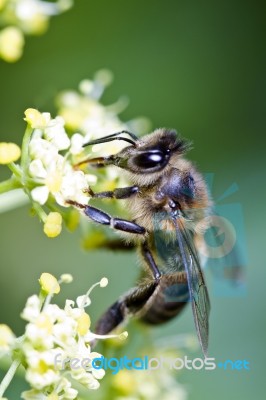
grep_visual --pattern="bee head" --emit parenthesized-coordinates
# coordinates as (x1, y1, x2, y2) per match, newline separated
(82, 129, 191, 180)
(112, 129, 191, 174)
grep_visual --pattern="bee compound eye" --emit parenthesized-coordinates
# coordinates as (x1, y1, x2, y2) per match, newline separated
(133, 150, 166, 169)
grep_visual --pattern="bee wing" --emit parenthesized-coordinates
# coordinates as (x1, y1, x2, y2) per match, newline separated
(173, 218, 210, 357)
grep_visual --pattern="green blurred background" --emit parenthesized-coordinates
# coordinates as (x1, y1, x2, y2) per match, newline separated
(0, 0, 265, 398)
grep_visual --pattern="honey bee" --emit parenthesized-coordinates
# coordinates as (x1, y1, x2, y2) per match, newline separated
(68, 128, 211, 356)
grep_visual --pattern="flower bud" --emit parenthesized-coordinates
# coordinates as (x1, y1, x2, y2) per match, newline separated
(39, 273, 60, 294)
(0, 142, 21, 164)
(100, 277, 108, 288)
(60, 274, 73, 283)
(43, 212, 62, 238)
(24, 108, 47, 129)
(0, 27, 24, 63)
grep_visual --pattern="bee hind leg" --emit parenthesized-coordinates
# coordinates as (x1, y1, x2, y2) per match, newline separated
(95, 280, 159, 336)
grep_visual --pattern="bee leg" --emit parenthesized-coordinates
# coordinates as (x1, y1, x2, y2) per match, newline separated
(67, 200, 145, 235)
(87, 185, 139, 199)
(88, 239, 135, 251)
(141, 241, 161, 280)
(95, 280, 158, 336)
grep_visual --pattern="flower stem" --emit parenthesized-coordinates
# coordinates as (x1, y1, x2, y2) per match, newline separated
(21, 124, 33, 183)
(7, 162, 22, 179)
(0, 359, 20, 397)
(33, 202, 47, 222)
(0, 178, 21, 194)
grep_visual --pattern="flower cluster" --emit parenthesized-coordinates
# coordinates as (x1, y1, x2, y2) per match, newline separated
(55, 70, 150, 191)
(0, 273, 128, 399)
(0, 0, 73, 62)
(26, 109, 96, 208)
(0, 71, 150, 240)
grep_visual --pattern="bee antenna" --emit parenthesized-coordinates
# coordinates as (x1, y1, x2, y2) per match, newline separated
(83, 136, 136, 147)
(83, 130, 138, 148)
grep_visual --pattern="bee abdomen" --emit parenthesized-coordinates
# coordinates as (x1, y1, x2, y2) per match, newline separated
(140, 275, 189, 325)
(140, 294, 187, 324)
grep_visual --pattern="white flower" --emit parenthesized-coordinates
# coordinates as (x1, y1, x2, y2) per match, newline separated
(70, 367, 100, 390)
(21, 295, 41, 322)
(29, 150, 89, 206)
(0, 275, 129, 399)
(29, 159, 47, 178)
(44, 116, 70, 150)
(55, 377, 78, 399)
(31, 186, 49, 205)
(24, 348, 61, 389)
(29, 138, 58, 167)
(54, 169, 89, 207)
(0, 324, 15, 356)
(25, 318, 54, 349)
(21, 376, 78, 400)
(52, 317, 77, 348)
(21, 389, 47, 400)
(70, 133, 85, 155)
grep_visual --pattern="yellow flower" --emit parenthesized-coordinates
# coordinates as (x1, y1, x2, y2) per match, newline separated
(0, 142, 21, 164)
(0, 27, 24, 62)
(39, 273, 60, 295)
(24, 108, 47, 129)
(43, 212, 62, 238)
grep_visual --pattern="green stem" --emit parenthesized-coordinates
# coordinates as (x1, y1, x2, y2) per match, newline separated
(33, 202, 47, 222)
(0, 178, 22, 194)
(7, 162, 22, 179)
(21, 124, 33, 183)
(0, 359, 20, 397)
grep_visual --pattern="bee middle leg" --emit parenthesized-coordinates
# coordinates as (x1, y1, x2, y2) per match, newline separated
(67, 200, 145, 235)
(141, 241, 161, 280)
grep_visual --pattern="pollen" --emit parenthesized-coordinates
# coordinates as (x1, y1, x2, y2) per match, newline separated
(0, 142, 21, 164)
(77, 312, 91, 336)
(39, 272, 60, 294)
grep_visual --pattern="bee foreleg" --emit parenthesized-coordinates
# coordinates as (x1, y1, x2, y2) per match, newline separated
(141, 241, 161, 280)
(67, 201, 145, 235)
